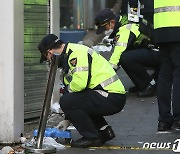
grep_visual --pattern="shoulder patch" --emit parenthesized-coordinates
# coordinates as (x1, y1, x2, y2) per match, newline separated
(70, 58, 77, 67)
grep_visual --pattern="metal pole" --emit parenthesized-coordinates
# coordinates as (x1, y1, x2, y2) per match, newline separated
(24, 54, 60, 153)
(36, 54, 60, 149)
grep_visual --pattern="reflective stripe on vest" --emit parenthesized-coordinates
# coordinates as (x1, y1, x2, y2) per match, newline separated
(126, 24, 133, 30)
(154, 6, 180, 13)
(71, 67, 88, 74)
(154, 2, 180, 29)
(116, 42, 127, 47)
(70, 48, 93, 80)
(100, 74, 119, 88)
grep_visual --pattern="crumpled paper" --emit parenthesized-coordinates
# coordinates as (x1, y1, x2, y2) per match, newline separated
(1, 146, 14, 154)
(44, 137, 65, 150)
(51, 102, 61, 114)
(24, 137, 65, 150)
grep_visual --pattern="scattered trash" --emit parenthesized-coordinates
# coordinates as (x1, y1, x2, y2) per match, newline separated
(24, 136, 65, 150)
(1, 146, 14, 154)
(33, 127, 72, 139)
(156, 131, 171, 134)
(13, 146, 25, 153)
(51, 102, 61, 114)
(67, 126, 76, 130)
(92, 45, 112, 53)
(20, 137, 27, 144)
(24, 137, 36, 147)
(44, 137, 65, 150)
(138, 141, 144, 144)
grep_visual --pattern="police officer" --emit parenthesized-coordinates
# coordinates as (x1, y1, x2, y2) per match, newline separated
(95, 8, 160, 97)
(154, 0, 180, 131)
(38, 34, 126, 148)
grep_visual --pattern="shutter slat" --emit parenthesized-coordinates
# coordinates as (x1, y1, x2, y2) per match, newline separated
(24, 0, 50, 120)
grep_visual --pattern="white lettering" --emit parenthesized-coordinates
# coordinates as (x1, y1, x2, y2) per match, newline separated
(143, 143, 150, 149)
(166, 142, 171, 149)
(143, 139, 180, 151)
(156, 142, 167, 149)
(150, 142, 157, 149)
(173, 139, 180, 152)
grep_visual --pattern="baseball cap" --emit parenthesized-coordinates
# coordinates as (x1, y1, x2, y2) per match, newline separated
(38, 34, 62, 63)
(95, 8, 116, 34)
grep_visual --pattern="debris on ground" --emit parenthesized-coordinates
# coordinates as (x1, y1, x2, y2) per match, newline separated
(0, 145, 25, 154)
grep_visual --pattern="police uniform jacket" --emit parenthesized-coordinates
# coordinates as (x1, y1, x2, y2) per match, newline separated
(154, 0, 180, 43)
(63, 43, 125, 94)
(109, 16, 152, 69)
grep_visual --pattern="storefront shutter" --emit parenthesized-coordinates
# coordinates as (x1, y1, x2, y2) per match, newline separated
(24, 0, 50, 120)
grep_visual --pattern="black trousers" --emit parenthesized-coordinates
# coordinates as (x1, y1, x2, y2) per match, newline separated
(60, 89, 126, 139)
(120, 48, 160, 89)
(158, 42, 180, 123)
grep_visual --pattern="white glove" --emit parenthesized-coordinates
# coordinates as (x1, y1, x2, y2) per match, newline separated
(102, 36, 113, 45)
(56, 120, 70, 131)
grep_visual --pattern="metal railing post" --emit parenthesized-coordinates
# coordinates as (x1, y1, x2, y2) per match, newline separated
(24, 54, 60, 153)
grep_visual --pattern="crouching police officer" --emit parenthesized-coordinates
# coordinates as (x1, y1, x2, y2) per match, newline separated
(38, 34, 126, 148)
(95, 9, 160, 97)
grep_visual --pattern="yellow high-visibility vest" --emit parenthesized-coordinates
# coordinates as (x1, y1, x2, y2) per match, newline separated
(154, 0, 180, 29)
(64, 43, 126, 94)
(109, 23, 140, 67)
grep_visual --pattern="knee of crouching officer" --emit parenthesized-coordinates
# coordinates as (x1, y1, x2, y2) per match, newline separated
(120, 55, 134, 65)
(59, 94, 72, 110)
(59, 95, 67, 110)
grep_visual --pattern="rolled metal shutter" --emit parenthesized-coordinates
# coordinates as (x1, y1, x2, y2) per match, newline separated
(24, 0, 50, 120)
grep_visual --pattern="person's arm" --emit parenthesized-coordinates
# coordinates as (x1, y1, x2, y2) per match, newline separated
(109, 25, 130, 69)
(109, 24, 140, 69)
(82, 29, 105, 47)
(111, 0, 123, 14)
(66, 50, 89, 92)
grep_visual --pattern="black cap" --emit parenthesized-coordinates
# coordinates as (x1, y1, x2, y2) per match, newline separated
(38, 34, 59, 63)
(95, 8, 116, 34)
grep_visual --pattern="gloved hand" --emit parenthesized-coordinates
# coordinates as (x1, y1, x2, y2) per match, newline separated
(56, 120, 70, 131)
(101, 36, 113, 46)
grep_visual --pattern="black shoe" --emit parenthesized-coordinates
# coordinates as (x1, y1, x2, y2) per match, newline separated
(128, 86, 140, 93)
(70, 137, 103, 148)
(137, 84, 156, 97)
(158, 121, 172, 131)
(172, 121, 180, 130)
(99, 126, 115, 143)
